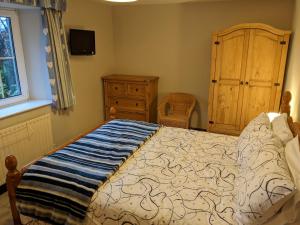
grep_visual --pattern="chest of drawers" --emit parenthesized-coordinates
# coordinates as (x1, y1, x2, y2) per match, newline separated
(102, 75, 159, 123)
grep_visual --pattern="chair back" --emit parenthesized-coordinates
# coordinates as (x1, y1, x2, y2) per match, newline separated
(164, 93, 196, 116)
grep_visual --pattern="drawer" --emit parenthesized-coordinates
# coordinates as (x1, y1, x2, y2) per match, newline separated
(107, 82, 126, 96)
(127, 83, 146, 97)
(109, 98, 146, 111)
(115, 111, 146, 122)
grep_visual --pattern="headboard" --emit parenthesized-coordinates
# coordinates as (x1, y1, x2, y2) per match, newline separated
(280, 91, 300, 139)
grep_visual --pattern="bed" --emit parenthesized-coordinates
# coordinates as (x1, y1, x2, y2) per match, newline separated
(5, 91, 300, 225)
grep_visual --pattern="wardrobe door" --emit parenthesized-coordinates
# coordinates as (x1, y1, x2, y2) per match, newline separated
(208, 29, 249, 134)
(240, 29, 286, 128)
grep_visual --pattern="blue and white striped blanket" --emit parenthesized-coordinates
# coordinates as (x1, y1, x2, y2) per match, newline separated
(16, 119, 160, 225)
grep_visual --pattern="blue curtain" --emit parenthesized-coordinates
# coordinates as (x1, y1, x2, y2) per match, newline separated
(38, 0, 67, 11)
(0, 0, 67, 11)
(41, 8, 75, 109)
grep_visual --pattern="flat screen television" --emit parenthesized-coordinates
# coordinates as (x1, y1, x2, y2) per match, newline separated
(70, 29, 95, 55)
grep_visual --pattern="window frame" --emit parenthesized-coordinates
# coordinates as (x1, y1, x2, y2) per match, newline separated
(0, 9, 28, 107)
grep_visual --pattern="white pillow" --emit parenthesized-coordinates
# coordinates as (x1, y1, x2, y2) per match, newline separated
(235, 134, 296, 225)
(239, 112, 270, 139)
(285, 136, 300, 190)
(259, 192, 300, 225)
(272, 113, 293, 145)
(237, 113, 271, 164)
(267, 112, 281, 122)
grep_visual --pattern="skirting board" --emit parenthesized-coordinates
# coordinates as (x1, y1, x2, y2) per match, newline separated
(191, 127, 207, 132)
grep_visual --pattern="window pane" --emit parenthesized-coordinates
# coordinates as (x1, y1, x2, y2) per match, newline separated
(0, 17, 14, 57)
(0, 16, 21, 100)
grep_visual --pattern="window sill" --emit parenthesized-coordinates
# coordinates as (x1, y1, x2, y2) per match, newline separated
(0, 100, 52, 120)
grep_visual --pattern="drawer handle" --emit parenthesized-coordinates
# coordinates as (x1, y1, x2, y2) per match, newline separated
(136, 88, 139, 92)
(115, 101, 119, 104)
(115, 87, 118, 90)
(136, 103, 139, 106)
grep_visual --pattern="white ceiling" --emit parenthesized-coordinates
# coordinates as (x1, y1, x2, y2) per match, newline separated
(95, 0, 232, 5)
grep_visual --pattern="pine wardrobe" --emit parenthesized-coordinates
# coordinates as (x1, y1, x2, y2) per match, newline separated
(207, 23, 291, 135)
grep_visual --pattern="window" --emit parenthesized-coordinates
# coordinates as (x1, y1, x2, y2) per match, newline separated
(0, 10, 28, 107)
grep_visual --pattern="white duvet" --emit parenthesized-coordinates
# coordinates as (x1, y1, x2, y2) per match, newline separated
(22, 127, 299, 225)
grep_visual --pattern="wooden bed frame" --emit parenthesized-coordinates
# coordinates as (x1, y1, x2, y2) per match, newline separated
(4, 92, 300, 225)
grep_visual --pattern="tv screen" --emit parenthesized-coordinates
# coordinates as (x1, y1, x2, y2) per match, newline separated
(70, 29, 95, 55)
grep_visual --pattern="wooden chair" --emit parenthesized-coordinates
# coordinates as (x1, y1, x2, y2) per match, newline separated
(157, 93, 196, 129)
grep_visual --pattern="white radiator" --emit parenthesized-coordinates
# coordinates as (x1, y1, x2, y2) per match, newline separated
(0, 114, 54, 185)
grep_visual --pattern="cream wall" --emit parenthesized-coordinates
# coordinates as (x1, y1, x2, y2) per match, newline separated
(51, 0, 115, 145)
(0, 0, 115, 147)
(112, 0, 294, 129)
(285, 0, 300, 122)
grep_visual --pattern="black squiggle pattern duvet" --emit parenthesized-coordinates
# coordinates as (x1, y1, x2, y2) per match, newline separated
(22, 127, 240, 225)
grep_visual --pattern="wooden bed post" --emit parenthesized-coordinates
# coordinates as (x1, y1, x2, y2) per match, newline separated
(109, 106, 117, 120)
(280, 91, 300, 138)
(280, 91, 292, 116)
(5, 155, 22, 225)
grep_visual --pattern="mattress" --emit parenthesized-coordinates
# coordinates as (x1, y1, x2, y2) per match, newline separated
(22, 127, 239, 225)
